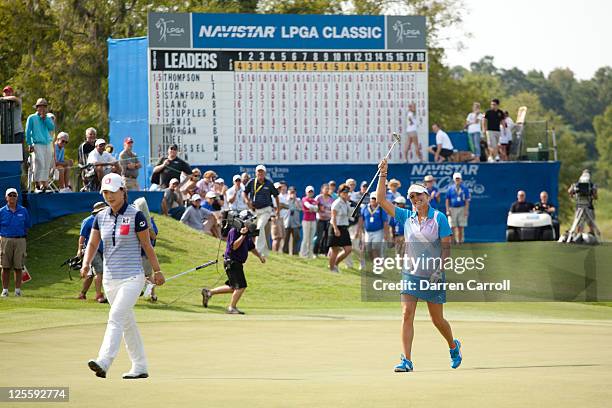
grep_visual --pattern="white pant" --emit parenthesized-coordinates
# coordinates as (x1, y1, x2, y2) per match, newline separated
(299, 220, 316, 257)
(97, 274, 147, 373)
(32, 143, 53, 182)
(255, 207, 273, 256)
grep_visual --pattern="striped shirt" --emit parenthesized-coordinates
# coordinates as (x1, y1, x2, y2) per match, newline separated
(93, 202, 148, 279)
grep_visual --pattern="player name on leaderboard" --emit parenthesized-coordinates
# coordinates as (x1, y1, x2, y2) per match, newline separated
(148, 13, 428, 165)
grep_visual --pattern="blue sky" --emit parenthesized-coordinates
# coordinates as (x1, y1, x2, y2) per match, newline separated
(440, 0, 611, 79)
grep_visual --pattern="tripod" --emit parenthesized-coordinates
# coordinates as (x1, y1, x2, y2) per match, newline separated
(563, 206, 601, 243)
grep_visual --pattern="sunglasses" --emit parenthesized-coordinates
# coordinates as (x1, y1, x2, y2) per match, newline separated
(169, 147, 178, 151)
(7, 193, 17, 197)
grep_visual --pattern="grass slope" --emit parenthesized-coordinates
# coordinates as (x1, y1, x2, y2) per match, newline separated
(0, 213, 610, 335)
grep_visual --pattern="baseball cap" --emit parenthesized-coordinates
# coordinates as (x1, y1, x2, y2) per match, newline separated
(370, 192, 377, 199)
(5, 187, 18, 197)
(124, 137, 134, 144)
(393, 196, 407, 204)
(305, 185, 315, 193)
(57, 132, 69, 142)
(191, 194, 202, 202)
(169, 178, 179, 185)
(95, 138, 106, 146)
(3, 86, 13, 93)
(407, 183, 429, 196)
(361, 181, 368, 187)
(33, 97, 48, 108)
(100, 173, 124, 193)
(91, 201, 107, 214)
(169, 143, 179, 150)
(205, 191, 217, 199)
(345, 178, 356, 185)
(233, 174, 241, 182)
(255, 164, 266, 172)
(215, 178, 224, 184)
(424, 175, 435, 182)
(288, 186, 296, 192)
(453, 172, 462, 180)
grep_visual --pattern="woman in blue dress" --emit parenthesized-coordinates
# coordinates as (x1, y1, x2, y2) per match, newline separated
(376, 158, 462, 372)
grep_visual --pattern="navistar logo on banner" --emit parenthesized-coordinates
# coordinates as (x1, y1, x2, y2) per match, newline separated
(198, 25, 382, 40)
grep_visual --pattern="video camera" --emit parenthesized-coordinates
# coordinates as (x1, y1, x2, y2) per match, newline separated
(570, 181, 595, 209)
(60, 255, 83, 280)
(220, 210, 259, 238)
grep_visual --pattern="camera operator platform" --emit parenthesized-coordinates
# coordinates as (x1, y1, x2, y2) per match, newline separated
(562, 169, 601, 244)
(201, 213, 265, 315)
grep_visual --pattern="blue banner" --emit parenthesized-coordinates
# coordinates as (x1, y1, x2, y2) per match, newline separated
(26, 191, 164, 225)
(192, 13, 386, 50)
(200, 162, 560, 243)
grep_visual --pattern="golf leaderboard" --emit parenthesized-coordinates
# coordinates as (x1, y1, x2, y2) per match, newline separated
(147, 12, 429, 165)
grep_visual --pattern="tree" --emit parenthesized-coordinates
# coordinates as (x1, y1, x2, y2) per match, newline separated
(594, 105, 612, 187)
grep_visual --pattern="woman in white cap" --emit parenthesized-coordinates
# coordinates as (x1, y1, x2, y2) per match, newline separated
(376, 158, 462, 373)
(81, 173, 165, 379)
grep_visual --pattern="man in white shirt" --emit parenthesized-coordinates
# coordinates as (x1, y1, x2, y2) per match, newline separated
(271, 181, 290, 252)
(227, 174, 248, 212)
(87, 138, 121, 182)
(428, 123, 454, 162)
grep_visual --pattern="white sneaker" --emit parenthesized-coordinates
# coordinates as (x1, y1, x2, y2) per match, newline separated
(226, 307, 245, 315)
(1, 290, 8, 297)
(487, 156, 495, 163)
(495, 155, 500, 162)
(14, 289, 22, 297)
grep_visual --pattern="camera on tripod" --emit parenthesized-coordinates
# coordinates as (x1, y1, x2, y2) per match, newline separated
(220, 210, 259, 238)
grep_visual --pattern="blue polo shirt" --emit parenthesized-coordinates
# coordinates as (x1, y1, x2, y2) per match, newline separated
(80, 215, 103, 253)
(446, 184, 471, 208)
(388, 215, 405, 236)
(244, 178, 278, 209)
(361, 204, 387, 232)
(0, 204, 31, 237)
(428, 186, 440, 209)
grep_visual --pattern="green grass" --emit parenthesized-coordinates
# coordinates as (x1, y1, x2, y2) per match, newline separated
(0, 214, 611, 335)
(595, 187, 612, 239)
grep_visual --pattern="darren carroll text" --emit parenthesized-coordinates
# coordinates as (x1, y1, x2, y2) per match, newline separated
(372, 279, 511, 292)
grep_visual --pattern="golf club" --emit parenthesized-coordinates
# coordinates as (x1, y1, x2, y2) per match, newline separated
(142, 259, 218, 298)
(351, 132, 401, 218)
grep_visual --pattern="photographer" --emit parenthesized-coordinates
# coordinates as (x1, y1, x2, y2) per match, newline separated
(201, 220, 265, 315)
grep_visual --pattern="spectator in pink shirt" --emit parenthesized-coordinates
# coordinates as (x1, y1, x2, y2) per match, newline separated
(299, 185, 318, 258)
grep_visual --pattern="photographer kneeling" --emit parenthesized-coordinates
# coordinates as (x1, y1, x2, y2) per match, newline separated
(201, 216, 265, 314)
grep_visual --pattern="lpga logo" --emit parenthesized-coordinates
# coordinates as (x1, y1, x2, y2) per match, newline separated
(392, 20, 421, 44)
(155, 18, 186, 42)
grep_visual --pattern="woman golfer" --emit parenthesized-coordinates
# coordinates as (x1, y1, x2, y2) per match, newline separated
(376, 158, 462, 372)
(81, 173, 165, 379)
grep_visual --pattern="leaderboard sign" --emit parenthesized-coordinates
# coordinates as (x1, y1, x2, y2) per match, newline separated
(148, 12, 427, 164)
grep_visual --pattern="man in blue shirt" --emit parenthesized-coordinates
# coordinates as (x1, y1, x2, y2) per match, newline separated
(77, 202, 107, 302)
(358, 192, 390, 260)
(242, 164, 280, 257)
(0, 188, 31, 297)
(424, 175, 440, 210)
(445, 173, 471, 244)
(25, 98, 55, 191)
(201, 222, 265, 315)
